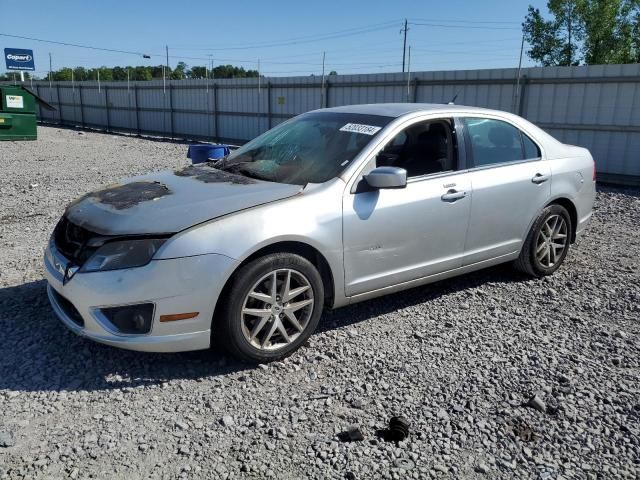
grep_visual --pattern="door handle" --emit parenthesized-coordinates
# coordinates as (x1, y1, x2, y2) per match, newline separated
(441, 189, 467, 202)
(531, 173, 549, 184)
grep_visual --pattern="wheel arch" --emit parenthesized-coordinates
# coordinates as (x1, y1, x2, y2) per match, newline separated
(213, 240, 336, 327)
(546, 197, 578, 243)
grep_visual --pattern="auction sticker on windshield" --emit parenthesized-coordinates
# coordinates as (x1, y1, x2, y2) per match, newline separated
(339, 123, 382, 135)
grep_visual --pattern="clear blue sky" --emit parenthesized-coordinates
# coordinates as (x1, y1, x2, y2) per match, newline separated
(1, 0, 550, 78)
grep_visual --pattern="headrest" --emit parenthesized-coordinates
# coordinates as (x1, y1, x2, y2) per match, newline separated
(488, 127, 514, 147)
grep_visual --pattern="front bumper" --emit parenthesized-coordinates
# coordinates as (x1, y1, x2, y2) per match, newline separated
(44, 242, 237, 353)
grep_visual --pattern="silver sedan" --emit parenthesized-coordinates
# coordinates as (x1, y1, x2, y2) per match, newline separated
(45, 103, 596, 362)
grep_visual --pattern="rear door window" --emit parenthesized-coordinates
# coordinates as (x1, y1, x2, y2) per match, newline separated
(463, 118, 542, 166)
(522, 133, 541, 159)
(463, 118, 526, 167)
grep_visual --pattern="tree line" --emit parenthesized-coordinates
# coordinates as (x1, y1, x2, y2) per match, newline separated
(524, 0, 640, 66)
(0, 63, 259, 82)
(45, 62, 259, 81)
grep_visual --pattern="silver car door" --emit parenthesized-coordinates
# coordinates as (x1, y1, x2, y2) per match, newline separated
(342, 118, 472, 297)
(460, 116, 552, 265)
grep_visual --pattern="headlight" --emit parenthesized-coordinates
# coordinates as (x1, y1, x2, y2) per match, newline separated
(80, 239, 166, 273)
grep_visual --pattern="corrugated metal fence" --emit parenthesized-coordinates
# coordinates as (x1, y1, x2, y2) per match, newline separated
(26, 63, 640, 182)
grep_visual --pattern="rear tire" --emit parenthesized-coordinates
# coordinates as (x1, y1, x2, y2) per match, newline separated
(515, 204, 572, 277)
(218, 253, 324, 363)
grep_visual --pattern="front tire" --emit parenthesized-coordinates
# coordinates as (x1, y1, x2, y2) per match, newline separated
(218, 253, 324, 363)
(515, 204, 572, 277)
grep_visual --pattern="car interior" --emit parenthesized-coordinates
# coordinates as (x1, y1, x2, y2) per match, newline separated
(376, 120, 456, 177)
(465, 118, 527, 166)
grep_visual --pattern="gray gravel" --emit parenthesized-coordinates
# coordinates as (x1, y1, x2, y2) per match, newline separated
(1, 126, 639, 479)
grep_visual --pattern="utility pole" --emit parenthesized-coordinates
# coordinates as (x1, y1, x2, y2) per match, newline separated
(567, 2, 572, 65)
(406, 46, 411, 101)
(514, 34, 525, 112)
(258, 59, 261, 94)
(321, 51, 326, 108)
(49, 52, 53, 89)
(164, 45, 169, 94)
(401, 19, 409, 73)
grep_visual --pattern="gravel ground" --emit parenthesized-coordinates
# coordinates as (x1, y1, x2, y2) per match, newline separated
(0, 126, 639, 480)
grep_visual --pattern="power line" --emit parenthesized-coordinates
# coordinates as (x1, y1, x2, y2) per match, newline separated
(408, 22, 522, 31)
(263, 62, 401, 74)
(170, 20, 403, 51)
(170, 41, 525, 67)
(410, 17, 521, 25)
(0, 32, 156, 57)
(2, 16, 528, 77)
(1, 25, 522, 68)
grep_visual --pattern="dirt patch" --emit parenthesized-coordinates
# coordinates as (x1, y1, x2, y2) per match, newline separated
(75, 181, 171, 210)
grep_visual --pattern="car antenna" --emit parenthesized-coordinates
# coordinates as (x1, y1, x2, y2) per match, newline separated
(447, 89, 462, 105)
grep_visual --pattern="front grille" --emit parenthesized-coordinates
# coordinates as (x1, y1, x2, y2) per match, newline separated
(50, 288, 84, 327)
(53, 217, 99, 266)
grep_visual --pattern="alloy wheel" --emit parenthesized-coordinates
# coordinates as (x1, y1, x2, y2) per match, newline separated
(240, 268, 314, 351)
(535, 214, 568, 268)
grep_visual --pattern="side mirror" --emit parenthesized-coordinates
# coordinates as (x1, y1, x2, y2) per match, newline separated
(363, 166, 407, 189)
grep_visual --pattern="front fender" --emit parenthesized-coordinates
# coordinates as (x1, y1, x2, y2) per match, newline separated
(155, 180, 348, 307)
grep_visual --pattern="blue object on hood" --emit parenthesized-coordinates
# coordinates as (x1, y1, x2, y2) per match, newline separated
(187, 144, 231, 164)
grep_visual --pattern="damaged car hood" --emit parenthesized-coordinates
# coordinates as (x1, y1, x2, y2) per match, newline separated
(64, 166, 303, 235)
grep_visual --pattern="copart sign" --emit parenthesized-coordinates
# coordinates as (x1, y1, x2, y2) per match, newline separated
(4, 48, 35, 71)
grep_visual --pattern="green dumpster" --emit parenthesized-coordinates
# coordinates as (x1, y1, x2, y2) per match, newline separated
(0, 85, 55, 141)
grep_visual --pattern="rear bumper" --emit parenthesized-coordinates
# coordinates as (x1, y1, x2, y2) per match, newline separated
(44, 242, 238, 353)
(575, 211, 593, 238)
(575, 180, 596, 239)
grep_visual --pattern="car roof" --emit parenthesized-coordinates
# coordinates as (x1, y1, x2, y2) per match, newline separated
(317, 103, 498, 118)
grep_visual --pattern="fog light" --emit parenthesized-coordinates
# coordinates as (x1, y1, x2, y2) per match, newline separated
(100, 303, 154, 334)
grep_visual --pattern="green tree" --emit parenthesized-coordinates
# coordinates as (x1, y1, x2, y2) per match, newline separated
(132, 66, 152, 81)
(580, 0, 640, 63)
(212, 64, 259, 78)
(86, 66, 114, 81)
(523, 0, 640, 66)
(73, 67, 89, 81)
(112, 66, 128, 81)
(52, 68, 73, 81)
(189, 66, 207, 78)
(150, 65, 165, 79)
(170, 61, 188, 80)
(11, 62, 261, 83)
